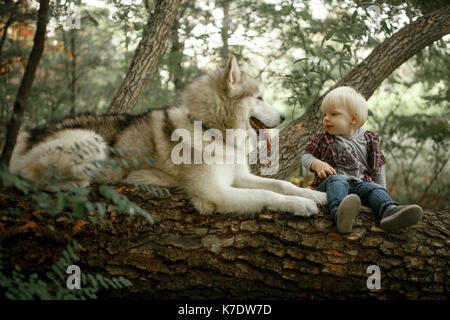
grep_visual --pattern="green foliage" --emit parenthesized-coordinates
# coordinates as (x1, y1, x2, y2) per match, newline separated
(367, 32, 449, 210)
(280, 0, 383, 126)
(367, 80, 449, 211)
(0, 241, 132, 300)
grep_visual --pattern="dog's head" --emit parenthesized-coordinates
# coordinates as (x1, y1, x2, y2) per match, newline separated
(223, 56, 286, 132)
(182, 56, 285, 133)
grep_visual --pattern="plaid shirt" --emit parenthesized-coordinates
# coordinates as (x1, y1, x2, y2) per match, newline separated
(304, 129, 386, 187)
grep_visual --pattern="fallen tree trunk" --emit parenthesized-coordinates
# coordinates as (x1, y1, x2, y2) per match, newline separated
(1, 184, 449, 299)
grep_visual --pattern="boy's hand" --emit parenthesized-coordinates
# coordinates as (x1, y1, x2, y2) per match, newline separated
(311, 160, 337, 179)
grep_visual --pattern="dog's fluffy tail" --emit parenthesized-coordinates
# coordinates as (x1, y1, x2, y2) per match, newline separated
(10, 129, 108, 188)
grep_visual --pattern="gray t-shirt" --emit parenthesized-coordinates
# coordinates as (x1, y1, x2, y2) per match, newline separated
(301, 128, 386, 188)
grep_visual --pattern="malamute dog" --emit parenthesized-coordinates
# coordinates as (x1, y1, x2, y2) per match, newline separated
(9, 56, 326, 216)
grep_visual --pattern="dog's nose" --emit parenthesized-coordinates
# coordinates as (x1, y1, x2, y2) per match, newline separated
(280, 114, 286, 123)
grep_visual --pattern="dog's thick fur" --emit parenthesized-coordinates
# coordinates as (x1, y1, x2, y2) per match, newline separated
(9, 57, 327, 216)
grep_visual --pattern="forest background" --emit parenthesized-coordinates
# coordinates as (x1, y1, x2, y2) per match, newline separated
(0, 0, 448, 211)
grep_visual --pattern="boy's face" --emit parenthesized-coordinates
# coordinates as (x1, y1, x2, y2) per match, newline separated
(322, 105, 358, 136)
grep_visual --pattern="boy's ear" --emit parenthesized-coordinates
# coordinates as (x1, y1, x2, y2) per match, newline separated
(225, 56, 240, 90)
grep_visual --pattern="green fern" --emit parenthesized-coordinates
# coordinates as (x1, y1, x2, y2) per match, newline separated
(0, 241, 132, 300)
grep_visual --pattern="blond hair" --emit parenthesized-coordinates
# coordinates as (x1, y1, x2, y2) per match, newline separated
(321, 86, 368, 128)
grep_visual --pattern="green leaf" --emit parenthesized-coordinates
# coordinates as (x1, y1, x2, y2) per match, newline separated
(104, 277, 118, 289)
(325, 30, 334, 41)
(294, 58, 308, 64)
(121, 158, 130, 169)
(72, 202, 85, 218)
(99, 185, 115, 198)
(85, 201, 95, 212)
(96, 203, 105, 216)
(118, 276, 132, 287)
(351, 10, 358, 23)
(51, 192, 67, 214)
(88, 216, 98, 224)
(96, 274, 109, 289)
(132, 158, 141, 169)
(83, 287, 97, 299)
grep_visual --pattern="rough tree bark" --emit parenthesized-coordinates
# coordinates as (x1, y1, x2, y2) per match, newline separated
(0, 0, 50, 166)
(0, 184, 448, 299)
(168, 1, 191, 93)
(254, 4, 450, 180)
(107, 0, 183, 114)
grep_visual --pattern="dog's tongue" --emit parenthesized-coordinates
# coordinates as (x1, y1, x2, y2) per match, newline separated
(265, 129, 271, 151)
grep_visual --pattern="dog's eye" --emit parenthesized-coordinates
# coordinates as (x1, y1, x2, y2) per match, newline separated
(257, 96, 263, 101)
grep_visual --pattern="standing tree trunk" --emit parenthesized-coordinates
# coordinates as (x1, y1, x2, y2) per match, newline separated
(107, 0, 183, 114)
(260, 4, 450, 180)
(168, 1, 190, 93)
(0, 0, 50, 166)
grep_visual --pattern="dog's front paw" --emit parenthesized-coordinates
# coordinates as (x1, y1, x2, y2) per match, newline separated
(191, 197, 215, 215)
(296, 188, 327, 205)
(292, 198, 319, 217)
(308, 190, 327, 205)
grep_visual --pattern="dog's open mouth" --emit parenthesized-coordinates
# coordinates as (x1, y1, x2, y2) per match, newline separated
(250, 116, 268, 130)
(250, 116, 271, 151)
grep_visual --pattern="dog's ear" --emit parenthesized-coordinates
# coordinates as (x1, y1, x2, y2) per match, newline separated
(225, 56, 240, 90)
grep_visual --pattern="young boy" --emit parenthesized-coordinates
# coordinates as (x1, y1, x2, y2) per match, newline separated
(301, 86, 423, 233)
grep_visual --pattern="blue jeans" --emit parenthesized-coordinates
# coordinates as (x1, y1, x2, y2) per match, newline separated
(317, 175, 398, 223)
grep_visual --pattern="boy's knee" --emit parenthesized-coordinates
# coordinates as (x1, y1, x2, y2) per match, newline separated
(318, 175, 349, 192)
(327, 175, 348, 185)
(362, 182, 387, 193)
